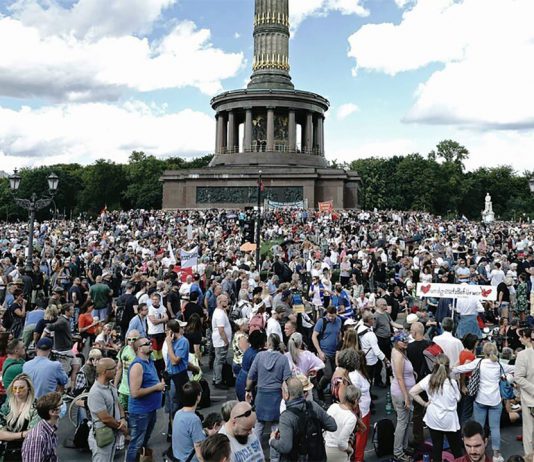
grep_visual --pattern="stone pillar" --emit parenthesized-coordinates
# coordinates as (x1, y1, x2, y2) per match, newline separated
(305, 112, 313, 153)
(227, 111, 235, 152)
(267, 108, 275, 151)
(216, 114, 225, 154)
(244, 108, 253, 152)
(316, 116, 324, 155)
(288, 110, 296, 152)
(221, 113, 227, 152)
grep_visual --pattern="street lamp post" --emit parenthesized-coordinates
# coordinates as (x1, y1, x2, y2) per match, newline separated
(8, 170, 59, 272)
(255, 170, 262, 268)
(529, 178, 534, 194)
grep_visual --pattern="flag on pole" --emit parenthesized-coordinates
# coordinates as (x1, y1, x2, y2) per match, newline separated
(167, 241, 176, 265)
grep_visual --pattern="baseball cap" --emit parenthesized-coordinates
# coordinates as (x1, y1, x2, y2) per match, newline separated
(36, 337, 53, 350)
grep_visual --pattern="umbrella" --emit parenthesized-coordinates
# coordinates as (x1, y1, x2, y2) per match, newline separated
(240, 242, 257, 252)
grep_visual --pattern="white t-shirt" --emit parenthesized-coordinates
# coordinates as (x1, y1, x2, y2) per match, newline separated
(418, 375, 461, 432)
(325, 403, 357, 451)
(211, 308, 232, 348)
(147, 304, 166, 335)
(219, 425, 265, 462)
(266, 317, 283, 340)
(349, 370, 371, 417)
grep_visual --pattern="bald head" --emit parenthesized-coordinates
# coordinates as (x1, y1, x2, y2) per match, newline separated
(410, 321, 424, 337)
(230, 402, 252, 419)
(96, 358, 116, 376)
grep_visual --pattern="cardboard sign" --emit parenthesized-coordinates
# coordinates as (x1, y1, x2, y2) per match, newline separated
(318, 200, 333, 212)
(416, 283, 497, 301)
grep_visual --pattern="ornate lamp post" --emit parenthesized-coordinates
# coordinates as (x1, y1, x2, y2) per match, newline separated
(8, 170, 59, 272)
(255, 170, 262, 268)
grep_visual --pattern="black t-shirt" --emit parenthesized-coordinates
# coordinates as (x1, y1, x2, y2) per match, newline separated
(184, 331, 202, 354)
(407, 339, 431, 379)
(507, 327, 522, 351)
(184, 302, 204, 322)
(69, 285, 82, 307)
(497, 282, 510, 303)
(167, 291, 181, 317)
(118, 293, 139, 326)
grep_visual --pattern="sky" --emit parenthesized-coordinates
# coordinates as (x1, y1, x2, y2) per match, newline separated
(0, 0, 533, 173)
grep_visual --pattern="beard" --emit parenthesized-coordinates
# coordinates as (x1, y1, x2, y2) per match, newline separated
(234, 434, 249, 445)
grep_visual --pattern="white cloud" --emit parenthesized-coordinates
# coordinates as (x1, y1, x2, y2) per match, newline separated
(347, 0, 534, 130)
(328, 138, 418, 163)
(0, 2, 245, 101)
(336, 103, 359, 120)
(290, 0, 369, 32)
(8, 0, 176, 39)
(0, 101, 215, 171)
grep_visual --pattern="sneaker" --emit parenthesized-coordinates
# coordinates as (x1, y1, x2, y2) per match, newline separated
(394, 454, 413, 462)
(511, 404, 521, 411)
(493, 456, 504, 462)
(214, 382, 229, 390)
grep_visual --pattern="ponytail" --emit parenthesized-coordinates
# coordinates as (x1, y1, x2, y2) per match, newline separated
(428, 354, 450, 394)
(288, 332, 303, 365)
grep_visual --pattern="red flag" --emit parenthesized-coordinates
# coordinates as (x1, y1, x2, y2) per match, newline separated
(258, 179, 264, 192)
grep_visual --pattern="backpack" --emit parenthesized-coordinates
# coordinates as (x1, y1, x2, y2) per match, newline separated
(286, 401, 327, 462)
(420, 342, 444, 378)
(2, 306, 14, 330)
(249, 313, 265, 333)
(73, 418, 90, 450)
(373, 418, 395, 457)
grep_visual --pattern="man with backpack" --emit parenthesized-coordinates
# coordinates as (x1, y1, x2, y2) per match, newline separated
(312, 306, 342, 400)
(358, 310, 389, 388)
(269, 377, 336, 462)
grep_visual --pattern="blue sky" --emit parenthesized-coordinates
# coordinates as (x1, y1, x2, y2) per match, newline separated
(0, 0, 533, 173)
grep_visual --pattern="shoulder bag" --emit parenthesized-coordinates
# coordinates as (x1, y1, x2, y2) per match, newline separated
(466, 359, 482, 397)
(498, 362, 515, 400)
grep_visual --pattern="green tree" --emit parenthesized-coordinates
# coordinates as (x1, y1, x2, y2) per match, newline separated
(79, 160, 127, 214)
(123, 152, 166, 210)
(428, 139, 469, 170)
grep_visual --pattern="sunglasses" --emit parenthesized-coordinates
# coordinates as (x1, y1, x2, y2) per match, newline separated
(53, 403, 64, 412)
(235, 406, 255, 419)
(140, 342, 151, 347)
(127, 337, 139, 342)
(12, 386, 27, 392)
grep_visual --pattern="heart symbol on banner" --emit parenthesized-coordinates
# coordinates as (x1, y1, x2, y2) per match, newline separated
(421, 284, 431, 294)
(481, 289, 492, 298)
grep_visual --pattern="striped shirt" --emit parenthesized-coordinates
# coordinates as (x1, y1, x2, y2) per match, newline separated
(22, 419, 58, 462)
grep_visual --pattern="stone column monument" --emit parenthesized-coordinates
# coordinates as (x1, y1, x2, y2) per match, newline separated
(160, 0, 361, 209)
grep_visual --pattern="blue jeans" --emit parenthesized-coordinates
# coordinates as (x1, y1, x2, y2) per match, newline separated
(126, 410, 157, 462)
(94, 307, 108, 321)
(473, 401, 502, 450)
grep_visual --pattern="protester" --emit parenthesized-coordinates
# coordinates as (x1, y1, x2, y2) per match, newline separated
(21, 391, 62, 462)
(2, 340, 26, 391)
(219, 401, 264, 462)
(454, 342, 515, 462)
(513, 327, 534, 454)
(22, 338, 68, 398)
(325, 384, 361, 461)
(390, 331, 415, 462)
(0, 374, 39, 461)
(200, 433, 231, 462)
(246, 333, 291, 439)
(212, 294, 232, 390)
(171, 381, 205, 462)
(87, 358, 128, 462)
(455, 420, 492, 462)
(126, 337, 165, 462)
(270, 376, 336, 462)
(410, 354, 464, 462)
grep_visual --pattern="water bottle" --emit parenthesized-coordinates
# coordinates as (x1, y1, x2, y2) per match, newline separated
(385, 391, 393, 415)
(423, 454, 430, 462)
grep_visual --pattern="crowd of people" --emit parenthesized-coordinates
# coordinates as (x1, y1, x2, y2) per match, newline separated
(0, 208, 532, 462)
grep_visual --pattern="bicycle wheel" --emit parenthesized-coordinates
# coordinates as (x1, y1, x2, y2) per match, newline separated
(67, 392, 89, 427)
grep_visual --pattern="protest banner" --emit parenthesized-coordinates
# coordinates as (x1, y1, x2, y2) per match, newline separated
(416, 283, 497, 301)
(180, 246, 199, 268)
(318, 200, 333, 212)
